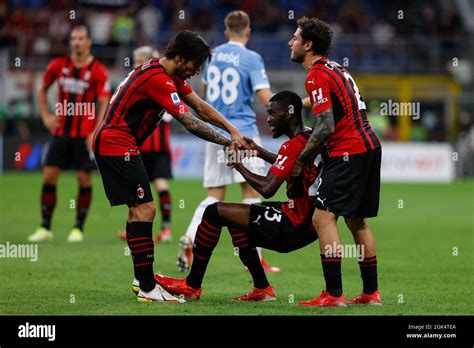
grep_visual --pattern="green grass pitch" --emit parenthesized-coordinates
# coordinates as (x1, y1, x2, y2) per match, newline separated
(0, 172, 472, 315)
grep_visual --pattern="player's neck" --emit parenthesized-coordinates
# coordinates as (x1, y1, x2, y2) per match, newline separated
(303, 54, 324, 71)
(287, 123, 305, 138)
(71, 52, 92, 67)
(227, 37, 247, 46)
(159, 57, 176, 75)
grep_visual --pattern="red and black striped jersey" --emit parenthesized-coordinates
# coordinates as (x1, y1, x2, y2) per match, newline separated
(269, 130, 318, 230)
(93, 59, 193, 156)
(42, 56, 111, 138)
(305, 58, 380, 157)
(139, 119, 171, 153)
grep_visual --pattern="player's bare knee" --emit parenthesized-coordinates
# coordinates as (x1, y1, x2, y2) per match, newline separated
(345, 217, 367, 233)
(133, 202, 156, 221)
(77, 171, 92, 187)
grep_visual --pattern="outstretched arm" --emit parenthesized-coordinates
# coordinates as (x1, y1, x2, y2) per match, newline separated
(181, 91, 247, 148)
(173, 111, 232, 147)
(243, 136, 277, 164)
(291, 108, 334, 176)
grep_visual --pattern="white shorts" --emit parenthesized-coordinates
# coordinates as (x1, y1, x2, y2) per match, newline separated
(203, 135, 266, 188)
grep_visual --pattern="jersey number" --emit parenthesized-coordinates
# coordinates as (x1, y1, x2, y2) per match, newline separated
(342, 72, 366, 110)
(207, 66, 240, 105)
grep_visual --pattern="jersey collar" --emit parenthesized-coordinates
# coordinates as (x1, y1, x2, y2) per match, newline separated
(228, 41, 245, 47)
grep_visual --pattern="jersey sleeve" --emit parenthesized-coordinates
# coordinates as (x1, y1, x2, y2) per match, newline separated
(173, 76, 193, 97)
(249, 54, 270, 92)
(94, 64, 111, 98)
(269, 140, 301, 179)
(42, 58, 62, 88)
(146, 76, 189, 117)
(306, 70, 332, 115)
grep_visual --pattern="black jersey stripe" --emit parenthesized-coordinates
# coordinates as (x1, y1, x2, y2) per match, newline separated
(315, 62, 371, 152)
(76, 59, 96, 137)
(63, 66, 81, 136)
(95, 66, 164, 151)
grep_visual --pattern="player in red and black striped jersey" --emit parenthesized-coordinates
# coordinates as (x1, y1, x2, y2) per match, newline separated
(289, 17, 381, 306)
(92, 30, 248, 302)
(155, 91, 319, 301)
(116, 47, 175, 243)
(29, 26, 110, 243)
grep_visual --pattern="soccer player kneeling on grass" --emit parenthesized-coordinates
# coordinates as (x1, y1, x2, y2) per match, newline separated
(155, 91, 320, 301)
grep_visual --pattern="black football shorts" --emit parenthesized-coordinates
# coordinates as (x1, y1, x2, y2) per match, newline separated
(95, 154, 153, 207)
(312, 147, 381, 218)
(43, 136, 96, 170)
(247, 202, 317, 253)
(140, 151, 172, 181)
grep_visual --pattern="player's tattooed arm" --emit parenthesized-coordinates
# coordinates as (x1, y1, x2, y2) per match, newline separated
(174, 111, 232, 146)
(181, 91, 247, 148)
(291, 108, 334, 177)
(233, 163, 284, 199)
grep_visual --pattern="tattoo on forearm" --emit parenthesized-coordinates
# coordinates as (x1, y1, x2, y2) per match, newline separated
(175, 112, 231, 146)
(297, 108, 334, 163)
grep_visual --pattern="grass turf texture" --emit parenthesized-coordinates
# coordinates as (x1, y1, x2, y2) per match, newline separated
(0, 172, 472, 315)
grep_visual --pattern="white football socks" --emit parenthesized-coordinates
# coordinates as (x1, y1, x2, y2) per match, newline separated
(185, 196, 220, 241)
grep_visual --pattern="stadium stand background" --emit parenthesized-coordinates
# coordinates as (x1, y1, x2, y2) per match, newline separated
(0, 0, 473, 178)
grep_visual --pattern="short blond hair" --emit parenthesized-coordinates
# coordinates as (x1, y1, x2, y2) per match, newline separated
(224, 11, 250, 35)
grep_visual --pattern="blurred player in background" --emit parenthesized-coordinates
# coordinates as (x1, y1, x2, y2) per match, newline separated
(28, 25, 110, 242)
(178, 10, 279, 273)
(156, 91, 319, 301)
(289, 17, 381, 306)
(93, 30, 248, 302)
(117, 46, 174, 243)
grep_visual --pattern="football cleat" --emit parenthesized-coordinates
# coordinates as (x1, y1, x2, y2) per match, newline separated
(233, 286, 277, 301)
(298, 290, 347, 307)
(155, 228, 172, 243)
(155, 274, 201, 301)
(131, 278, 140, 295)
(347, 290, 382, 305)
(137, 284, 181, 302)
(67, 227, 84, 242)
(117, 230, 127, 241)
(28, 227, 53, 242)
(177, 235, 193, 272)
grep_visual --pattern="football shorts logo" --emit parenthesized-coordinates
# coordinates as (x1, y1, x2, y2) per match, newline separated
(137, 185, 145, 199)
(171, 92, 181, 106)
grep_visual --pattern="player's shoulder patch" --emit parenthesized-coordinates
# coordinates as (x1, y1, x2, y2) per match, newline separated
(170, 92, 181, 106)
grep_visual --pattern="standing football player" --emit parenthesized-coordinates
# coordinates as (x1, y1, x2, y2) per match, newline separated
(117, 46, 174, 243)
(29, 25, 110, 242)
(289, 17, 382, 306)
(177, 10, 279, 273)
(93, 30, 247, 302)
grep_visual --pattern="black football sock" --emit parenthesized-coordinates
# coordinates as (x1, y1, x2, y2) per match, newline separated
(228, 225, 269, 290)
(40, 184, 56, 230)
(158, 190, 171, 230)
(74, 186, 92, 231)
(186, 203, 222, 290)
(359, 255, 378, 294)
(321, 254, 343, 297)
(127, 222, 155, 292)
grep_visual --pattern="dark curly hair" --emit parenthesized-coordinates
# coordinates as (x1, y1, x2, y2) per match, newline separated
(297, 17, 333, 57)
(164, 30, 212, 66)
